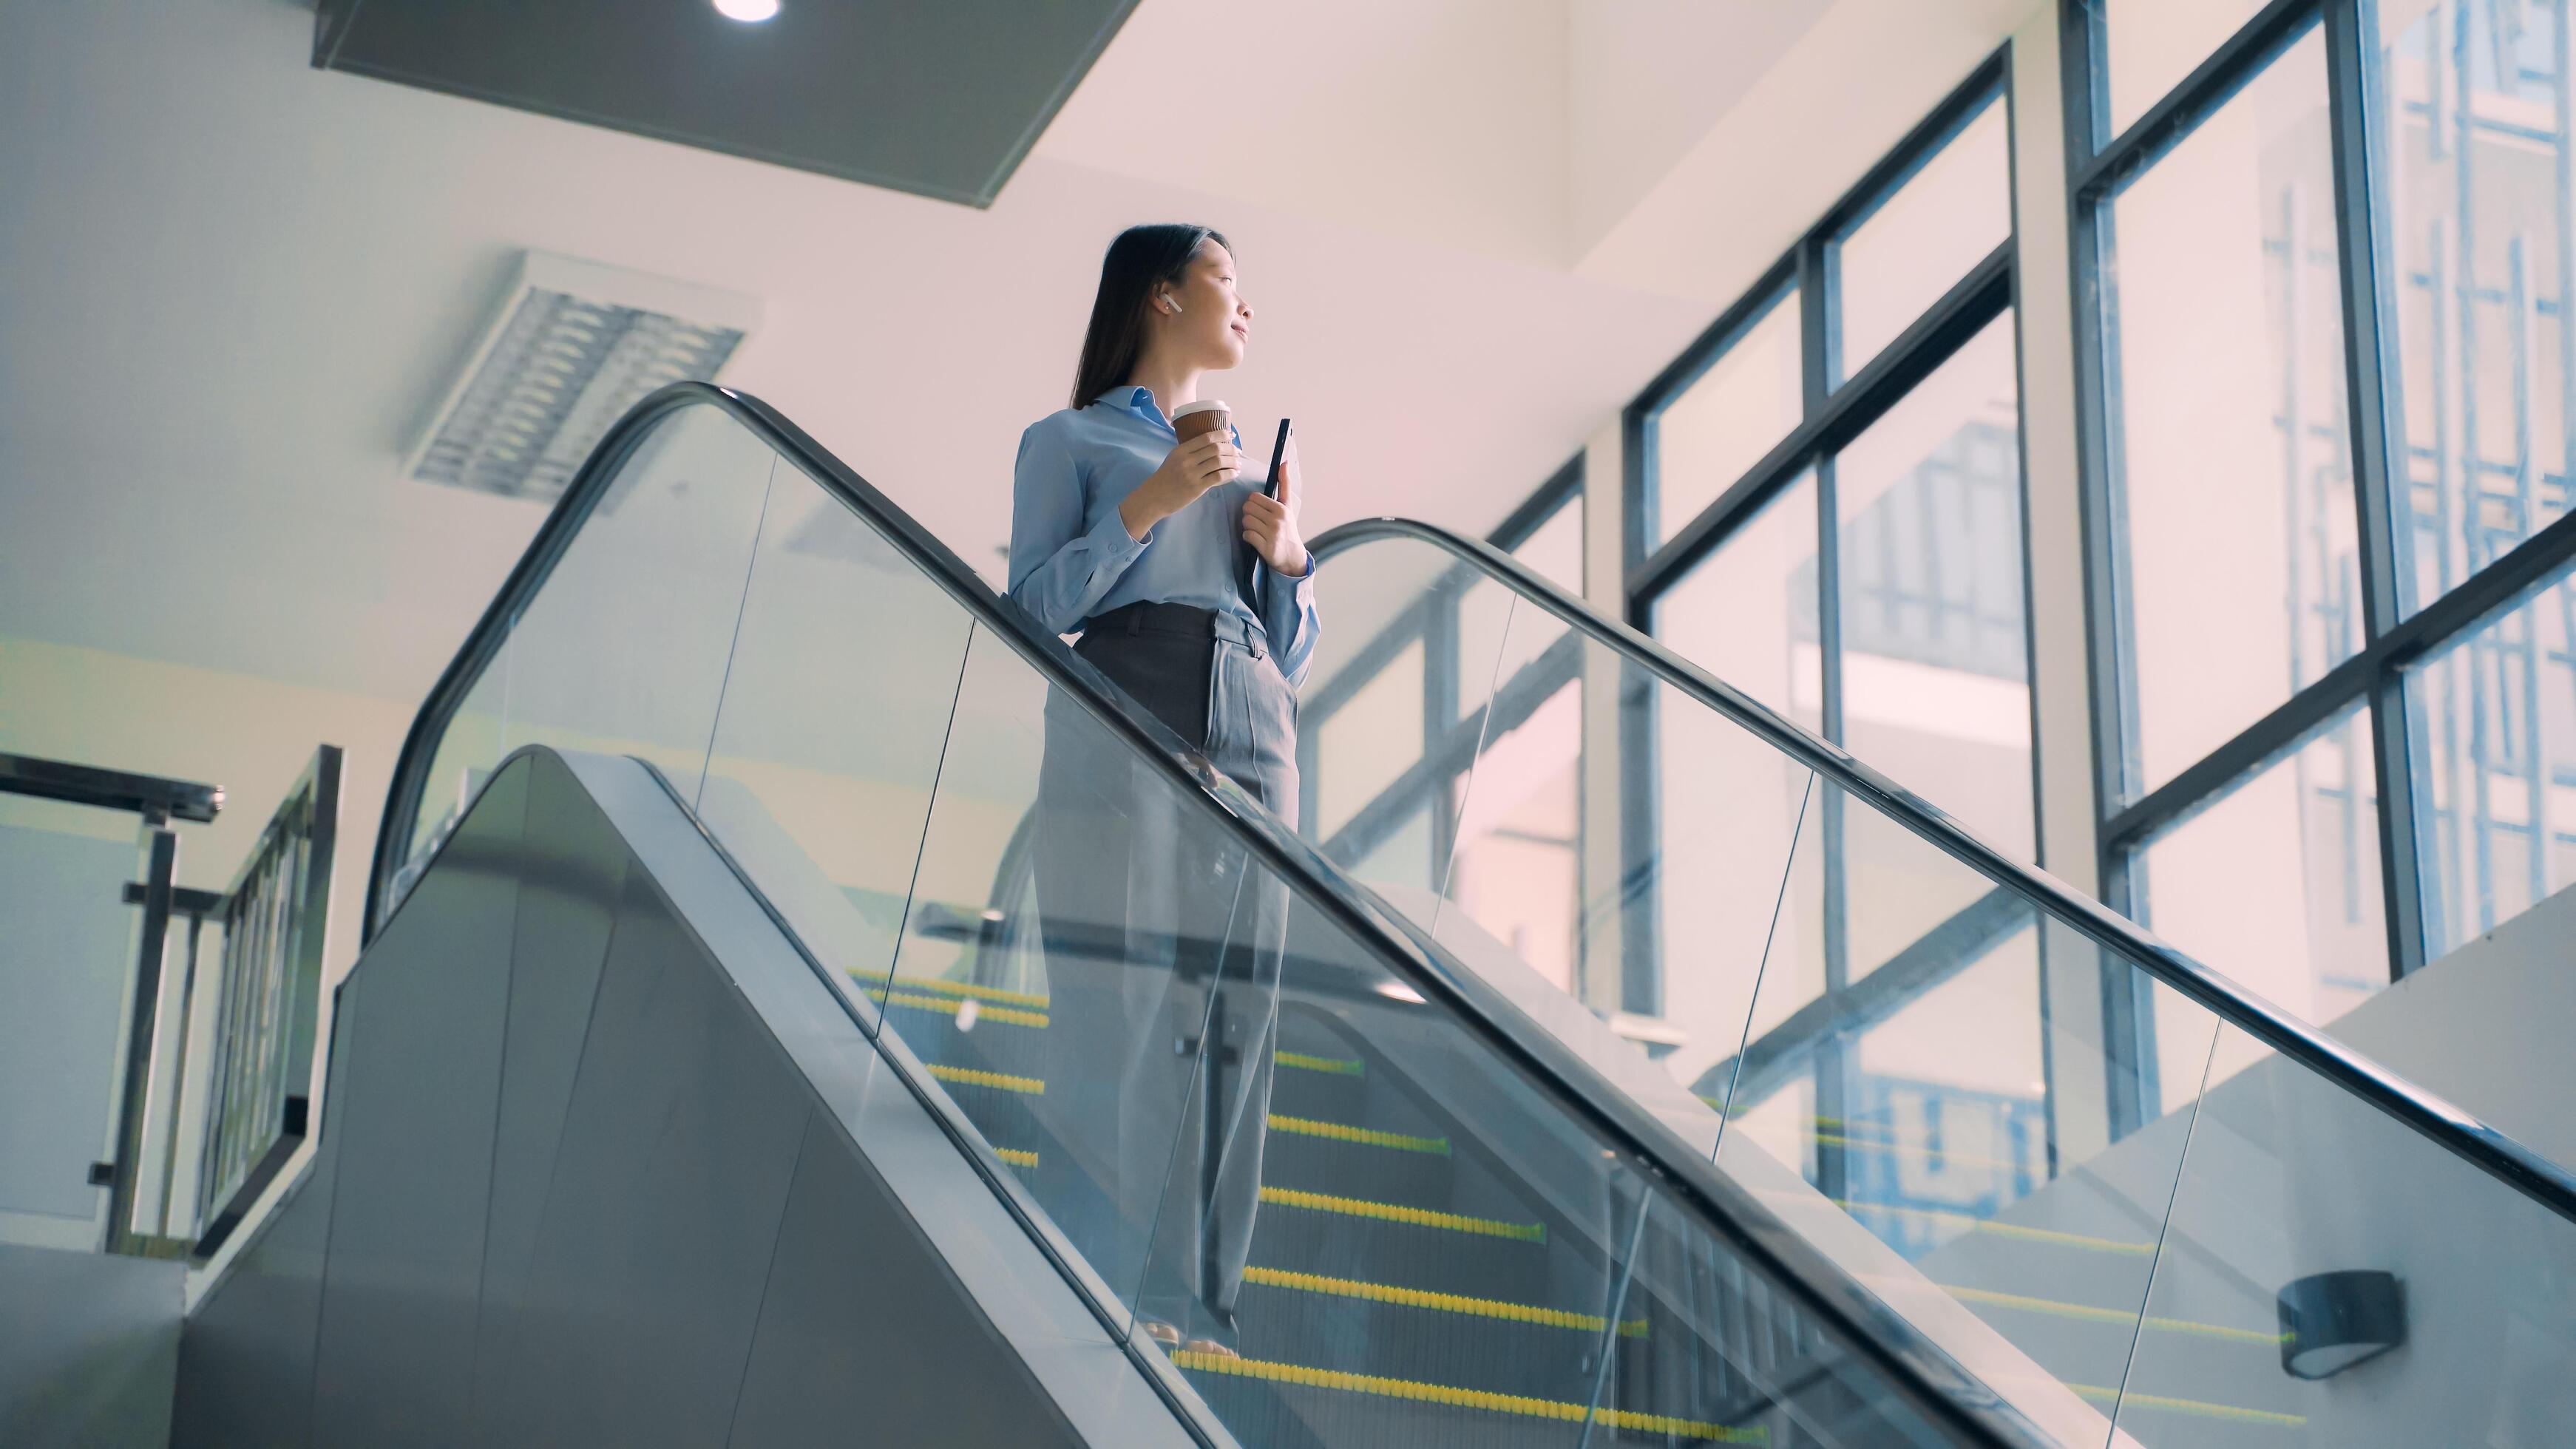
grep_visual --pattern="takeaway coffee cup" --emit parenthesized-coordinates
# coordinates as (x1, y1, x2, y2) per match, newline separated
(1170, 398, 1231, 442)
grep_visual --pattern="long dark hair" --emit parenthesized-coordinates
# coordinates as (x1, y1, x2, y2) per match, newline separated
(1070, 223, 1231, 410)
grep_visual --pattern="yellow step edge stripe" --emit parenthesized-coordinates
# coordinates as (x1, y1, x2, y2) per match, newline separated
(1267, 1114, 1449, 1156)
(996, 1147, 1038, 1169)
(1278, 1050, 1366, 1076)
(927, 1064, 1045, 1096)
(1824, 1199, 2155, 1256)
(2069, 1383, 2306, 1428)
(1171, 1352, 1763, 1442)
(864, 988, 1050, 1029)
(847, 971, 1051, 1010)
(1939, 1284, 2287, 1346)
(1242, 1266, 1645, 1337)
(1260, 1186, 1543, 1243)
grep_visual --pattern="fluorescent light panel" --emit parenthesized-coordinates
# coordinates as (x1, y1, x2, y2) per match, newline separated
(408, 251, 761, 502)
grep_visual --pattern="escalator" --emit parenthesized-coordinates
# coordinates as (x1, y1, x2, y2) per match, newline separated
(180, 384, 2576, 1447)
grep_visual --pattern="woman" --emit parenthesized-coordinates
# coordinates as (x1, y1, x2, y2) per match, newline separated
(1006, 224, 1315, 1358)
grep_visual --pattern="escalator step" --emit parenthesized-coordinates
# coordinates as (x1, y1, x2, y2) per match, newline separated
(1172, 1351, 1761, 1443)
(857, 972, 1051, 1009)
(1259, 1186, 1543, 1243)
(1268, 1115, 1448, 1156)
(1242, 1266, 1643, 1337)
(1278, 1050, 1366, 1076)
(927, 1063, 1045, 1096)
(864, 986, 1049, 1029)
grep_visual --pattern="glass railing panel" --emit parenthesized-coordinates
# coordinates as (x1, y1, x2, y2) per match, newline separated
(0, 794, 149, 1249)
(2113, 1021, 2576, 1444)
(404, 635, 512, 876)
(1307, 529, 1820, 1070)
(1653, 685, 1823, 1087)
(494, 405, 777, 807)
(694, 466, 974, 1018)
(1306, 536, 1533, 938)
(1304, 537, 1452, 860)
(873, 620, 1230, 1339)
(1434, 566, 1583, 985)
(1585, 1183, 1969, 1446)
(1131, 837, 1901, 1446)
(1708, 783, 2231, 1443)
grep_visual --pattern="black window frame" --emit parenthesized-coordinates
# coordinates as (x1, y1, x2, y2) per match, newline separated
(2059, 0, 2576, 994)
(1619, 51, 2036, 1191)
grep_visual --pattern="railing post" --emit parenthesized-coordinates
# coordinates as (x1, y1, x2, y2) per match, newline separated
(102, 819, 179, 1256)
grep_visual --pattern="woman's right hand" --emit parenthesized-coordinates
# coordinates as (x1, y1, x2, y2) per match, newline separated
(1120, 432, 1243, 540)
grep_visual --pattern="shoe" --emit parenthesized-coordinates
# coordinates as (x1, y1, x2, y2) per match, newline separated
(1182, 1337, 1238, 1359)
(1139, 1319, 1182, 1348)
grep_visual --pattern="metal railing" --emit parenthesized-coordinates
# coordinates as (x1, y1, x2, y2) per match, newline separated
(1, 746, 339, 1258)
(187, 745, 341, 1256)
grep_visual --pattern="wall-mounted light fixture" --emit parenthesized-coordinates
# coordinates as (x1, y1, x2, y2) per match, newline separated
(713, 0, 781, 21)
(2278, 1270, 2406, 1380)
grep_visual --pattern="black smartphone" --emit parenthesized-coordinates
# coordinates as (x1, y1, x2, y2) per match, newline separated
(1263, 418, 1292, 497)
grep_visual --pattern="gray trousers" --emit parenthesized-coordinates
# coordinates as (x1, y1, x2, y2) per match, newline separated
(1034, 605, 1298, 1343)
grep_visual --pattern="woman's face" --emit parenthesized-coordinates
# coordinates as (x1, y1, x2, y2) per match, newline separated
(1160, 242, 1253, 370)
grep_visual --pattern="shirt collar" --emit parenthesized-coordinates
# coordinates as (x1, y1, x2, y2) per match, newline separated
(1091, 385, 1169, 427)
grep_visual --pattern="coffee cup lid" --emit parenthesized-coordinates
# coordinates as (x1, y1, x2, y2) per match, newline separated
(1170, 399, 1230, 418)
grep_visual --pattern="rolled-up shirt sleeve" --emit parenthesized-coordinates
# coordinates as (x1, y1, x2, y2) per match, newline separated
(1007, 421, 1148, 634)
(1262, 468, 1322, 686)
(1261, 561, 1321, 689)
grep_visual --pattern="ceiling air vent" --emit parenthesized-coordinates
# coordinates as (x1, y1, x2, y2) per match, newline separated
(406, 251, 762, 502)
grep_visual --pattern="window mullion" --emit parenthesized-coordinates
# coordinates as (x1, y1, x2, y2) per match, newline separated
(1800, 237, 1834, 417)
(2322, 0, 2428, 977)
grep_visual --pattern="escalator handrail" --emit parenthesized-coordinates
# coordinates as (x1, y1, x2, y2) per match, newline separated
(370, 381, 2049, 1449)
(1309, 514, 2576, 1228)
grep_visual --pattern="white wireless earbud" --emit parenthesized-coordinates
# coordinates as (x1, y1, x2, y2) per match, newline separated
(1159, 294, 1184, 315)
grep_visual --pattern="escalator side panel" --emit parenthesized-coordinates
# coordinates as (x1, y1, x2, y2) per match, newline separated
(478, 850, 814, 1447)
(177, 750, 1196, 1449)
(308, 761, 529, 1447)
(467, 758, 631, 1433)
(560, 750, 1210, 1442)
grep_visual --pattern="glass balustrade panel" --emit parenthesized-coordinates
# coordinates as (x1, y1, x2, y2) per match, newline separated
(495, 405, 778, 807)
(696, 466, 976, 1019)
(2114, 1019, 2576, 1443)
(1709, 784, 2231, 1444)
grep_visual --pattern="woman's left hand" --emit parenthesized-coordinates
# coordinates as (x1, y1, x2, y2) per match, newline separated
(1241, 435, 1310, 578)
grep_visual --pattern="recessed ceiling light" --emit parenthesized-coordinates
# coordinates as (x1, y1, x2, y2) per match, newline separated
(713, 0, 779, 21)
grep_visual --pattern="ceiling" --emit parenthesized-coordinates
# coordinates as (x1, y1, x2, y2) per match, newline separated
(0, 0, 2031, 715)
(312, 0, 1134, 207)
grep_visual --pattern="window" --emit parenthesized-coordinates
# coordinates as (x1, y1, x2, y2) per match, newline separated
(1627, 59, 2036, 1237)
(2407, 555, 2576, 958)
(1835, 317, 2031, 853)
(2102, 25, 2355, 799)
(2103, 0, 2278, 135)
(2372, 0, 2576, 615)
(1832, 94, 2013, 384)
(1648, 288, 1804, 549)
(1639, 64, 2029, 861)
(2070, 0, 2576, 994)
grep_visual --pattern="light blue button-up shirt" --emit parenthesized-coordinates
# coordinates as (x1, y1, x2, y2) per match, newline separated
(1008, 386, 1321, 687)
